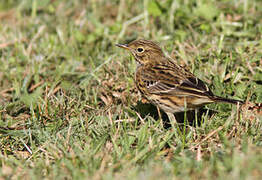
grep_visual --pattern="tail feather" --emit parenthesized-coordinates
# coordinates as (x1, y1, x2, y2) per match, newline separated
(212, 96, 262, 112)
(211, 96, 244, 105)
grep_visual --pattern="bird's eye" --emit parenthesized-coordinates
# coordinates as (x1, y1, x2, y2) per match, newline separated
(137, 47, 144, 53)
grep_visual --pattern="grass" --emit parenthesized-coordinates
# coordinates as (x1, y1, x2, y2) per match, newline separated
(0, 0, 262, 179)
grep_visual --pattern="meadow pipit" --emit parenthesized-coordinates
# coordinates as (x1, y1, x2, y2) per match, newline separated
(116, 39, 243, 123)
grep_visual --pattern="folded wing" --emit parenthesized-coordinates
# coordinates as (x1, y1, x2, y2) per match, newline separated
(140, 63, 214, 98)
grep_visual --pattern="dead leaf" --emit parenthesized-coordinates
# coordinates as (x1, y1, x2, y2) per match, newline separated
(241, 102, 262, 121)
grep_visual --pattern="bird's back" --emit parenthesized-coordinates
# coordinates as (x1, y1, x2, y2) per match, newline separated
(135, 57, 216, 112)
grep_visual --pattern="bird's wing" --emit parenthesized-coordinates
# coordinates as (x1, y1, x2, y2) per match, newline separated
(139, 63, 213, 97)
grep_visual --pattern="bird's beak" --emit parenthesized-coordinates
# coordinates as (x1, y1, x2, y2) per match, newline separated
(115, 43, 130, 50)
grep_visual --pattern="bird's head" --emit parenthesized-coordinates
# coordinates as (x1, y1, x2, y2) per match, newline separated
(116, 39, 164, 65)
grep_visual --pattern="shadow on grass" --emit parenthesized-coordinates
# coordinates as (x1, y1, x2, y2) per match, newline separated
(132, 101, 217, 128)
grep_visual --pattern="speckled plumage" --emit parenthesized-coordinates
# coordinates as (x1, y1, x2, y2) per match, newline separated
(116, 39, 243, 123)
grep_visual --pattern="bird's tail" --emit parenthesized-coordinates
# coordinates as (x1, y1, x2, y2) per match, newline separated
(212, 96, 262, 113)
(211, 96, 244, 105)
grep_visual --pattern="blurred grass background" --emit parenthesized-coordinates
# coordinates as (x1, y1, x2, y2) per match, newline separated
(0, 0, 262, 179)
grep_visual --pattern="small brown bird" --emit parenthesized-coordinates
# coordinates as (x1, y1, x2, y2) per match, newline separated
(116, 39, 243, 123)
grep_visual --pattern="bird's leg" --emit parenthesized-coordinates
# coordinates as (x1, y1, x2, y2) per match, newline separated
(157, 106, 163, 128)
(166, 112, 177, 129)
(194, 109, 199, 127)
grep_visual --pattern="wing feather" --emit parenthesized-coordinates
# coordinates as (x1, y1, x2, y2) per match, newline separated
(139, 63, 213, 97)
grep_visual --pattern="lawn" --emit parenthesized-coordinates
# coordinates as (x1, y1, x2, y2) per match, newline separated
(0, 0, 262, 179)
